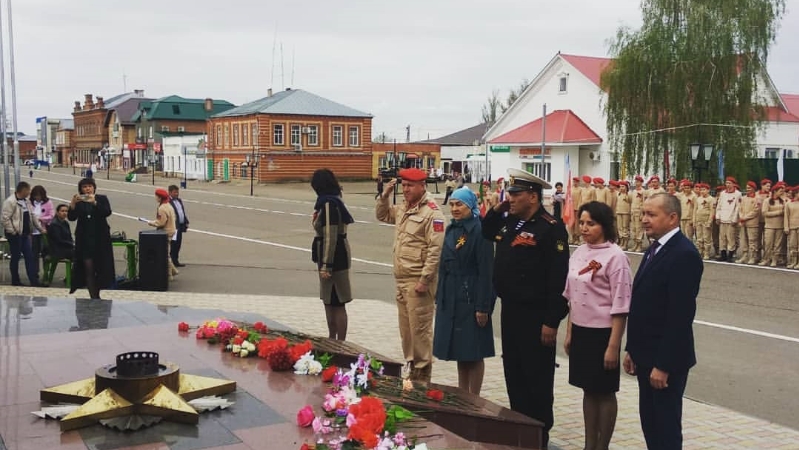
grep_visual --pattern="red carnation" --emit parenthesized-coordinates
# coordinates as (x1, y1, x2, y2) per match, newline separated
(321, 366, 338, 382)
(253, 321, 268, 333)
(289, 340, 314, 364)
(178, 322, 189, 332)
(426, 389, 444, 402)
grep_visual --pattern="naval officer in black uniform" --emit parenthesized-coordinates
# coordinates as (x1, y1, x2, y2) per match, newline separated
(481, 168, 570, 448)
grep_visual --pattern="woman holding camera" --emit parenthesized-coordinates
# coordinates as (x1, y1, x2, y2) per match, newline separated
(69, 178, 115, 299)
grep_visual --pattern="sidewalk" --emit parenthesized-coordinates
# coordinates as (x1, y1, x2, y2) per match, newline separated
(3, 286, 797, 449)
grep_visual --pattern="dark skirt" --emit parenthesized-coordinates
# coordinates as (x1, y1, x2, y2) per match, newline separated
(568, 324, 620, 393)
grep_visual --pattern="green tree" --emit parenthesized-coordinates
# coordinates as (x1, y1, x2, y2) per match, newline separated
(501, 78, 531, 113)
(601, 0, 786, 182)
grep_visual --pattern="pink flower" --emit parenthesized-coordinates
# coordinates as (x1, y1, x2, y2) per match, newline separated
(346, 413, 357, 428)
(322, 393, 338, 412)
(296, 405, 315, 427)
(312, 417, 333, 434)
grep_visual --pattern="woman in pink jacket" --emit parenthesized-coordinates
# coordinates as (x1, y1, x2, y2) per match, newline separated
(31, 185, 54, 266)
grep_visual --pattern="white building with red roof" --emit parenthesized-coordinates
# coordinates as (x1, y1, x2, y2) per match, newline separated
(484, 52, 799, 186)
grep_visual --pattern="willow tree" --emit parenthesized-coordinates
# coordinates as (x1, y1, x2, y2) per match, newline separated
(601, 0, 786, 182)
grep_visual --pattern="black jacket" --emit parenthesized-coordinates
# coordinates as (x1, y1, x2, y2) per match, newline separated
(169, 198, 189, 231)
(481, 206, 570, 328)
(46, 219, 74, 260)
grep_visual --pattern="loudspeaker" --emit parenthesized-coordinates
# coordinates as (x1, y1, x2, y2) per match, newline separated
(138, 230, 168, 291)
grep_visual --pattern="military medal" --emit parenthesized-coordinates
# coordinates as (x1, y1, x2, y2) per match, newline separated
(456, 235, 466, 249)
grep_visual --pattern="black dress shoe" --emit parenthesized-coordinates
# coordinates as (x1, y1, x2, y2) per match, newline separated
(175, 263, 186, 267)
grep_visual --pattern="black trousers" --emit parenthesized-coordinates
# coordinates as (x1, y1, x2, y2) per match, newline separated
(501, 302, 556, 446)
(636, 367, 689, 450)
(170, 227, 183, 264)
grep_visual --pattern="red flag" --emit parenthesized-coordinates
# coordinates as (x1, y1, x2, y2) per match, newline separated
(480, 202, 487, 217)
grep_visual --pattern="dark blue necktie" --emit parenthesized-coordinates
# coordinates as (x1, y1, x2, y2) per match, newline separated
(641, 241, 661, 271)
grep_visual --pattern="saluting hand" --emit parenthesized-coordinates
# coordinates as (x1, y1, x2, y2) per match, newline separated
(494, 199, 510, 213)
(382, 179, 397, 198)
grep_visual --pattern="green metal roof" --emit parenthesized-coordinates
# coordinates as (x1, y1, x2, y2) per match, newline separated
(212, 89, 371, 118)
(131, 96, 235, 122)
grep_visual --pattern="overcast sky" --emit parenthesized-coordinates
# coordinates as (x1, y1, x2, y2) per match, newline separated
(8, 0, 799, 140)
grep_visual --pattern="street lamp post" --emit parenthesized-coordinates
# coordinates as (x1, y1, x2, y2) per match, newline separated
(690, 143, 713, 183)
(246, 151, 259, 196)
(151, 148, 156, 186)
(182, 145, 188, 189)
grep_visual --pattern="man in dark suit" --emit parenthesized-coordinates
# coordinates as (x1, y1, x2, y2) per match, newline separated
(624, 193, 703, 449)
(168, 185, 189, 267)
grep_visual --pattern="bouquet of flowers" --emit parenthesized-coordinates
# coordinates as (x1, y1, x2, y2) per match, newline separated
(297, 354, 427, 450)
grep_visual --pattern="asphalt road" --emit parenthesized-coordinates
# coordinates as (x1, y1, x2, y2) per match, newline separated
(3, 168, 799, 430)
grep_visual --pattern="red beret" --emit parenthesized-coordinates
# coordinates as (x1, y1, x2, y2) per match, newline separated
(582, 175, 592, 183)
(609, 180, 619, 187)
(496, 177, 505, 183)
(593, 177, 605, 184)
(726, 176, 737, 183)
(747, 181, 757, 189)
(774, 181, 787, 189)
(399, 168, 427, 182)
(572, 176, 580, 181)
(761, 178, 772, 185)
(667, 178, 677, 184)
(716, 185, 725, 191)
(619, 180, 630, 188)
(648, 175, 660, 183)
(634, 175, 644, 182)
(680, 179, 692, 187)
(155, 188, 170, 199)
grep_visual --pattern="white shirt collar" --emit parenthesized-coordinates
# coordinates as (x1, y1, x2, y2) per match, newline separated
(654, 227, 680, 254)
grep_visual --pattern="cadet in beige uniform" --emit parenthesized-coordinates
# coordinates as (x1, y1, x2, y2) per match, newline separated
(784, 186, 799, 269)
(376, 167, 445, 382)
(646, 175, 665, 197)
(615, 181, 632, 249)
(694, 184, 716, 259)
(607, 180, 619, 213)
(760, 183, 786, 267)
(629, 176, 647, 251)
(737, 181, 761, 264)
(593, 177, 613, 209)
(676, 180, 697, 241)
(147, 188, 179, 281)
(715, 177, 742, 262)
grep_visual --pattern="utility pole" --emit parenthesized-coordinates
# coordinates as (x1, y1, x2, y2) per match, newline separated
(7, 0, 20, 185)
(405, 125, 410, 143)
(0, 1, 9, 200)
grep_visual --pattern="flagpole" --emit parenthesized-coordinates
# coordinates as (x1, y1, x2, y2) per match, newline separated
(7, 0, 20, 185)
(0, 0, 9, 200)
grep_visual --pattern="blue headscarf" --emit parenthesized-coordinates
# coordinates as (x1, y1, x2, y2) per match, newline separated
(450, 187, 480, 218)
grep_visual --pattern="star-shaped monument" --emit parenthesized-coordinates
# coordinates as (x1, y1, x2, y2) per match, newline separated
(37, 351, 236, 431)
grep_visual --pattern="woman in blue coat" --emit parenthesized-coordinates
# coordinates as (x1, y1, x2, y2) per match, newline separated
(433, 187, 496, 395)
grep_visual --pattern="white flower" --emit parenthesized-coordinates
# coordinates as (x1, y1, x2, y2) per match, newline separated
(231, 344, 241, 354)
(307, 360, 323, 375)
(240, 349, 249, 358)
(244, 341, 256, 352)
(356, 372, 369, 389)
(293, 351, 319, 375)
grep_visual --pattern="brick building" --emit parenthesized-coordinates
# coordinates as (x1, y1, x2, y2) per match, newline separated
(55, 119, 74, 166)
(207, 88, 373, 182)
(131, 96, 235, 170)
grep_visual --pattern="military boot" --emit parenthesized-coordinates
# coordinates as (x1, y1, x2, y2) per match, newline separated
(735, 252, 748, 264)
(410, 364, 432, 385)
(716, 250, 727, 262)
(789, 253, 798, 269)
(746, 256, 757, 265)
(758, 256, 770, 266)
(633, 240, 642, 252)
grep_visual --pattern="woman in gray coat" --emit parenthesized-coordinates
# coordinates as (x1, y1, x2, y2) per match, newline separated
(433, 187, 496, 395)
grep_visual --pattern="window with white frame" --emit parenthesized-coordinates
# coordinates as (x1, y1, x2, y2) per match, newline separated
(177, 126, 185, 132)
(290, 124, 301, 146)
(242, 124, 249, 146)
(307, 125, 319, 146)
(524, 162, 552, 183)
(348, 126, 360, 147)
(224, 124, 229, 147)
(378, 156, 387, 168)
(765, 148, 779, 159)
(252, 124, 258, 146)
(162, 126, 170, 132)
(138, 127, 143, 138)
(233, 124, 240, 146)
(273, 124, 284, 146)
(149, 126, 153, 139)
(332, 126, 343, 146)
(559, 76, 568, 93)
(215, 125, 222, 146)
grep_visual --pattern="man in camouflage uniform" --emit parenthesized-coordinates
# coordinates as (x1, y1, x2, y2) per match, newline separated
(376, 168, 445, 383)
